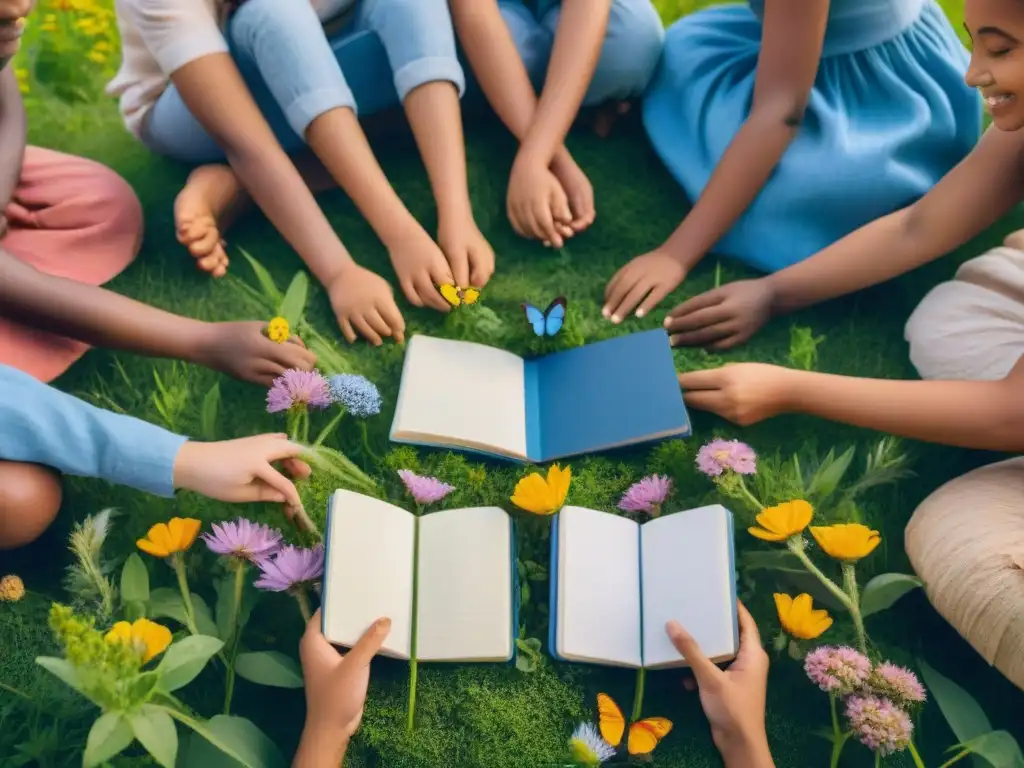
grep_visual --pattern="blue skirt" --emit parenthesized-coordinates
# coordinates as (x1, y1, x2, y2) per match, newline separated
(641, 0, 982, 273)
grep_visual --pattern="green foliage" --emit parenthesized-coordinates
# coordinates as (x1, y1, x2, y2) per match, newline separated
(788, 325, 826, 371)
(64, 509, 118, 620)
(859, 574, 924, 619)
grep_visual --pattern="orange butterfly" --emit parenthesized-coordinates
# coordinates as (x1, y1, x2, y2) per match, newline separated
(597, 693, 673, 756)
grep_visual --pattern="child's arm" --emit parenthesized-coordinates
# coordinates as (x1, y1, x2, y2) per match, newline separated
(666, 126, 1024, 348)
(0, 249, 317, 385)
(0, 65, 26, 212)
(679, 359, 1024, 453)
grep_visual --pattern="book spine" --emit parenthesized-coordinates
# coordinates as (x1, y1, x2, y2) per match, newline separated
(320, 493, 336, 637)
(523, 358, 543, 462)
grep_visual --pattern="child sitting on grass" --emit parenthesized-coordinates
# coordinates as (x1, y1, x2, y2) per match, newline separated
(0, 363, 310, 550)
(450, 0, 664, 250)
(108, 0, 495, 346)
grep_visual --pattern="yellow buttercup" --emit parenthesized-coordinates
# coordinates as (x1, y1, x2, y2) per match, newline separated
(136, 517, 202, 558)
(510, 464, 571, 515)
(440, 284, 480, 307)
(774, 593, 833, 640)
(106, 618, 173, 664)
(748, 500, 814, 542)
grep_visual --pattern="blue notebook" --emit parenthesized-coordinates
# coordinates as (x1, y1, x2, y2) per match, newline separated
(389, 329, 691, 462)
(320, 490, 518, 664)
(548, 505, 738, 669)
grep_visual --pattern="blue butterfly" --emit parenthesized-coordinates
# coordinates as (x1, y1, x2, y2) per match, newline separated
(522, 297, 567, 337)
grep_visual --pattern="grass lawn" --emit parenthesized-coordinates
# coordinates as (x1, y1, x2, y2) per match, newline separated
(4, 1, 1022, 766)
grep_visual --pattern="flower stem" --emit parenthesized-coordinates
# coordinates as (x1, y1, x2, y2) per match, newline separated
(172, 554, 199, 635)
(737, 477, 764, 511)
(359, 421, 379, 462)
(828, 695, 850, 768)
(714, 260, 722, 289)
(294, 587, 313, 623)
(841, 563, 868, 654)
(874, 752, 881, 768)
(222, 562, 247, 715)
(631, 667, 646, 722)
(0, 681, 30, 700)
(313, 410, 345, 447)
(938, 748, 972, 768)
(407, 658, 419, 733)
(908, 740, 926, 768)
(787, 539, 854, 613)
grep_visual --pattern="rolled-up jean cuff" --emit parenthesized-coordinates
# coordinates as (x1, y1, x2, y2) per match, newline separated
(285, 85, 358, 138)
(394, 56, 466, 102)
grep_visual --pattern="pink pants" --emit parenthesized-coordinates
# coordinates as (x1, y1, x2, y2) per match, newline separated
(0, 146, 143, 382)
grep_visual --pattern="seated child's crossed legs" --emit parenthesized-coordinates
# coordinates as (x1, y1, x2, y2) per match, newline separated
(0, 461, 61, 550)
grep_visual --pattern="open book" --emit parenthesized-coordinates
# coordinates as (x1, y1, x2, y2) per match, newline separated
(321, 490, 517, 663)
(389, 330, 691, 463)
(549, 505, 738, 669)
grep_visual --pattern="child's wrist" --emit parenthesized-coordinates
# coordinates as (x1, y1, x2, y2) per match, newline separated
(716, 725, 773, 768)
(294, 723, 349, 766)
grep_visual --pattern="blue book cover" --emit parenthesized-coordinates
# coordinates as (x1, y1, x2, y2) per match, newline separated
(390, 329, 690, 463)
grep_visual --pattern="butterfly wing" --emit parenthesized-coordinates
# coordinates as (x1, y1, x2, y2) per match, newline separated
(463, 288, 481, 305)
(627, 718, 673, 756)
(522, 302, 547, 337)
(543, 297, 567, 336)
(596, 693, 627, 748)
(440, 284, 461, 307)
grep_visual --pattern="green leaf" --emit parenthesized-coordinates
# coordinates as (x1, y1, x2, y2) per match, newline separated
(176, 715, 286, 768)
(131, 705, 179, 768)
(156, 635, 225, 693)
(34, 657, 91, 701)
(960, 731, 1024, 768)
(121, 553, 150, 605)
(778, 570, 848, 613)
(806, 446, 855, 501)
(918, 658, 992, 746)
(149, 588, 218, 636)
(739, 549, 805, 574)
(125, 600, 147, 622)
(515, 654, 537, 673)
(522, 560, 548, 581)
(84, 713, 135, 767)
(787, 639, 806, 661)
(859, 573, 923, 618)
(278, 271, 309, 327)
(520, 581, 531, 606)
(239, 248, 282, 305)
(200, 382, 221, 441)
(128, 671, 162, 704)
(234, 651, 304, 689)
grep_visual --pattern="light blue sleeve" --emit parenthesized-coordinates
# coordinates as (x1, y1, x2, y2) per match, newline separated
(0, 363, 189, 497)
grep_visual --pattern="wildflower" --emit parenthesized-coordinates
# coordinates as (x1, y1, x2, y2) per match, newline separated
(749, 500, 813, 542)
(136, 518, 201, 558)
(254, 544, 324, 592)
(618, 475, 672, 516)
(266, 316, 290, 343)
(804, 645, 871, 695)
(105, 618, 172, 664)
(0, 574, 25, 602)
(510, 464, 572, 515)
(696, 439, 757, 477)
(844, 695, 913, 755)
(329, 374, 382, 417)
(568, 722, 616, 767)
(266, 369, 332, 413)
(14, 67, 29, 95)
(774, 593, 833, 640)
(398, 469, 456, 506)
(810, 523, 881, 562)
(867, 663, 927, 708)
(202, 518, 283, 564)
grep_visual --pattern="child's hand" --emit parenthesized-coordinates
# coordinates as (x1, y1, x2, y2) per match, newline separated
(664, 279, 775, 349)
(298, 610, 391, 755)
(172, 433, 310, 505)
(326, 264, 406, 346)
(506, 152, 575, 249)
(550, 152, 595, 235)
(387, 226, 455, 313)
(602, 249, 687, 323)
(437, 220, 496, 289)
(192, 321, 317, 386)
(677, 363, 797, 426)
(667, 603, 774, 767)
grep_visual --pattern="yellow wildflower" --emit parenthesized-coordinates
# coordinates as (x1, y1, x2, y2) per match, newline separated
(510, 464, 571, 515)
(14, 68, 28, 95)
(774, 593, 833, 640)
(136, 517, 202, 558)
(0, 574, 25, 602)
(105, 618, 172, 664)
(810, 523, 881, 562)
(267, 316, 290, 343)
(86, 50, 106, 64)
(748, 500, 813, 542)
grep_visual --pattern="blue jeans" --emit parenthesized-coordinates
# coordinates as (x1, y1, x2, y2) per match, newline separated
(496, 0, 664, 106)
(142, 0, 465, 164)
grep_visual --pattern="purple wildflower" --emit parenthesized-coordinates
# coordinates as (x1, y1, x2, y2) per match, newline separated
(618, 475, 673, 515)
(254, 544, 324, 592)
(201, 518, 283, 564)
(868, 663, 927, 707)
(804, 645, 872, 696)
(266, 369, 332, 414)
(398, 470, 455, 506)
(844, 695, 913, 755)
(696, 439, 757, 477)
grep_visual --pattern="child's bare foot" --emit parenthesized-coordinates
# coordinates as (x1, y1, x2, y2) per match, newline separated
(591, 100, 632, 138)
(551, 153, 596, 234)
(1004, 229, 1024, 251)
(174, 164, 247, 278)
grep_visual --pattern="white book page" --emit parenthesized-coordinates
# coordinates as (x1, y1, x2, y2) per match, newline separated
(415, 507, 513, 662)
(390, 336, 528, 459)
(557, 506, 641, 668)
(321, 490, 415, 660)
(641, 505, 737, 669)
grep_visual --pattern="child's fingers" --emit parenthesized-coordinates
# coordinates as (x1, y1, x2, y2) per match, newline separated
(377, 299, 405, 344)
(254, 464, 301, 507)
(682, 389, 730, 418)
(664, 303, 734, 335)
(416, 276, 451, 313)
(608, 279, 651, 323)
(400, 276, 425, 308)
(338, 316, 357, 344)
(344, 618, 392, 668)
(634, 281, 674, 319)
(533, 199, 562, 248)
(352, 315, 384, 347)
(448, 249, 471, 289)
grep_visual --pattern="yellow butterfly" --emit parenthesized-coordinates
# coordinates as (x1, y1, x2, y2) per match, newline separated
(597, 692, 673, 756)
(440, 283, 481, 307)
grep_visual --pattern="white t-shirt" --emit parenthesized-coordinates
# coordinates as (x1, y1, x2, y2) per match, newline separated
(107, 0, 355, 138)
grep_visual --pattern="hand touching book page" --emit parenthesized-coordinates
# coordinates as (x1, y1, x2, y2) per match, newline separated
(389, 330, 691, 463)
(549, 504, 738, 669)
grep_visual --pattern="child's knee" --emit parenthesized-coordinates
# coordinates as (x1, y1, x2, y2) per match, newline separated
(92, 165, 145, 258)
(0, 462, 62, 550)
(587, 0, 665, 104)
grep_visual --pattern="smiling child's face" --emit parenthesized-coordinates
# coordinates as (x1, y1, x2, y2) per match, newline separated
(965, 0, 1024, 130)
